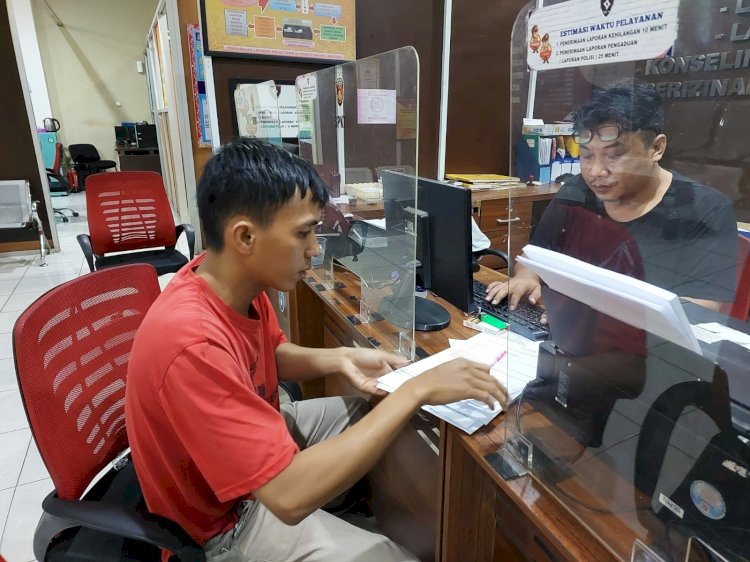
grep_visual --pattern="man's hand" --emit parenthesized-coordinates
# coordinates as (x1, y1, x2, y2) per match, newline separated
(403, 358, 508, 410)
(338, 348, 409, 395)
(484, 262, 542, 311)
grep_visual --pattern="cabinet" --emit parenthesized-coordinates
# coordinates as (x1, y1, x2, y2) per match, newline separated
(115, 146, 161, 174)
(471, 185, 557, 269)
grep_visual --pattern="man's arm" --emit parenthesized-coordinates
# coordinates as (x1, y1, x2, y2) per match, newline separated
(682, 296, 723, 312)
(275, 342, 407, 394)
(254, 358, 507, 525)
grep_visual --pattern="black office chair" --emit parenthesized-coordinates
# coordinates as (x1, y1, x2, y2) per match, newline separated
(318, 201, 366, 261)
(473, 247, 511, 274)
(69, 144, 117, 190)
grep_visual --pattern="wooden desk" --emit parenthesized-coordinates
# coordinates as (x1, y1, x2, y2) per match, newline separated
(271, 264, 622, 562)
(339, 183, 560, 266)
(114, 146, 161, 174)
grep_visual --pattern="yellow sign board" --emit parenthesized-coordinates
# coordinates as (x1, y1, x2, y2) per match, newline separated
(201, 0, 356, 63)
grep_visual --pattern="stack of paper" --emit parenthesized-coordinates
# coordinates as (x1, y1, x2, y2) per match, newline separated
(377, 332, 541, 434)
(444, 173, 526, 191)
(537, 138, 553, 165)
(517, 245, 702, 354)
(693, 322, 750, 351)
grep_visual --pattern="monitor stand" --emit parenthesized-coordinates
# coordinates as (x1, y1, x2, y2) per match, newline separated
(415, 297, 450, 331)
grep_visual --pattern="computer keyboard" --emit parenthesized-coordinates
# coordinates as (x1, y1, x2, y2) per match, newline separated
(472, 280, 550, 341)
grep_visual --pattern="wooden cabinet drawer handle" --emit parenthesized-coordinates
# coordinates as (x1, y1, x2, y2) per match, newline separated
(496, 217, 521, 224)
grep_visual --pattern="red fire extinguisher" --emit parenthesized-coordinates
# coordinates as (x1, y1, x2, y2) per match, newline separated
(66, 168, 79, 193)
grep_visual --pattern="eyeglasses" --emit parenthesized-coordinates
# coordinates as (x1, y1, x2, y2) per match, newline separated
(573, 124, 636, 145)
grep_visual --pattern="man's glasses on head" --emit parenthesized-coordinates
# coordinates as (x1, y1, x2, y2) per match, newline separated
(573, 124, 640, 145)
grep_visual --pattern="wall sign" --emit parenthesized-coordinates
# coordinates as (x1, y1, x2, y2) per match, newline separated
(201, 0, 356, 63)
(527, 0, 680, 71)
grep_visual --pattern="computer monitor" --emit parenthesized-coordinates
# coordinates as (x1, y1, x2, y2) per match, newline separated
(114, 125, 135, 146)
(416, 177, 475, 314)
(134, 124, 158, 148)
(381, 171, 431, 288)
(380, 171, 456, 331)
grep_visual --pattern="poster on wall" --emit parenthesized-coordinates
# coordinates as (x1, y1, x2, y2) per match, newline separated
(232, 79, 299, 139)
(187, 24, 212, 146)
(357, 89, 397, 125)
(527, 0, 679, 71)
(200, 0, 356, 63)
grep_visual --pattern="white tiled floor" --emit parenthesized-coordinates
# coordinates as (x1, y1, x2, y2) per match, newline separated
(0, 192, 187, 561)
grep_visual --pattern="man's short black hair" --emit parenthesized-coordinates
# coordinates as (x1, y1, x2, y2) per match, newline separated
(575, 80, 664, 143)
(197, 138, 329, 251)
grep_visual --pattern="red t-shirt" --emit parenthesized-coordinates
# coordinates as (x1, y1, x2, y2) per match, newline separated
(125, 254, 298, 545)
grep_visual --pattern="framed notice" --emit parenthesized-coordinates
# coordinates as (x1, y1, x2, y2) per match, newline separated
(230, 78, 300, 140)
(200, 0, 356, 63)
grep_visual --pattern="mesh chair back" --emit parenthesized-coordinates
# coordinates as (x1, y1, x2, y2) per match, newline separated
(86, 171, 177, 255)
(13, 264, 160, 500)
(0, 180, 32, 228)
(69, 144, 101, 164)
(52, 143, 63, 174)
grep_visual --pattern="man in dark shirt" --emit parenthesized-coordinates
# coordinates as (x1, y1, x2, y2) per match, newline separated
(485, 81, 737, 312)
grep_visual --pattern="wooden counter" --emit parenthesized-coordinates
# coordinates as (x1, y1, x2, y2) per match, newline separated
(270, 263, 629, 562)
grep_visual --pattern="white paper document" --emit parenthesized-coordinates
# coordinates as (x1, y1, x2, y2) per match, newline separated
(692, 322, 750, 351)
(517, 245, 702, 355)
(377, 332, 540, 434)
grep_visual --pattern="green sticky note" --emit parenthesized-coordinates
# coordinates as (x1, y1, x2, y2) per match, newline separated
(480, 314, 508, 330)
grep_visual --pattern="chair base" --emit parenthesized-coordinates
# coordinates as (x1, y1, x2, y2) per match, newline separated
(95, 248, 189, 276)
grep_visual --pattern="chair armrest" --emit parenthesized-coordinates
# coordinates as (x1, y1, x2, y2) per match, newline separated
(279, 380, 304, 401)
(176, 224, 196, 259)
(77, 234, 96, 273)
(474, 247, 510, 265)
(473, 247, 511, 275)
(43, 492, 205, 562)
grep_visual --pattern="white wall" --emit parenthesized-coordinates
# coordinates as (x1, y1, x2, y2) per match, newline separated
(10, 0, 52, 129)
(33, 0, 158, 162)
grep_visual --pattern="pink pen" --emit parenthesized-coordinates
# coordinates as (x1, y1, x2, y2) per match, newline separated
(489, 351, 507, 369)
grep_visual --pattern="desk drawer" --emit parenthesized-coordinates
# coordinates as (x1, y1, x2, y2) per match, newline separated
(495, 492, 564, 562)
(478, 201, 533, 234)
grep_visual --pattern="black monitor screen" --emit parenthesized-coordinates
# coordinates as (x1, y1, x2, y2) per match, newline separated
(114, 125, 134, 145)
(135, 124, 158, 148)
(417, 177, 474, 313)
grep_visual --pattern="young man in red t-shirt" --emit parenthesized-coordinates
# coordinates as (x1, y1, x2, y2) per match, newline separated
(125, 138, 507, 561)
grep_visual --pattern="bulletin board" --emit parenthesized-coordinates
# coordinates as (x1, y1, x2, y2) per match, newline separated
(200, 0, 356, 63)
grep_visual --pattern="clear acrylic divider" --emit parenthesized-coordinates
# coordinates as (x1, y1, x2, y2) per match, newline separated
(233, 80, 282, 145)
(498, 2, 750, 561)
(296, 48, 419, 360)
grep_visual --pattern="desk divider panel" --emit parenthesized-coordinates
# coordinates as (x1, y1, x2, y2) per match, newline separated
(497, 2, 750, 561)
(295, 48, 420, 359)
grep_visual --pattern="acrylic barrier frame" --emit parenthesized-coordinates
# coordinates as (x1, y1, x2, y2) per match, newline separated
(295, 47, 420, 359)
(497, 2, 750, 562)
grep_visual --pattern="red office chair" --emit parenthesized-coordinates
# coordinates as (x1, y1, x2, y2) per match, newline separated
(77, 172, 195, 275)
(13, 264, 205, 561)
(721, 234, 750, 321)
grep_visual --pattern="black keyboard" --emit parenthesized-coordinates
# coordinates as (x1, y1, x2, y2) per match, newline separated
(472, 280, 549, 341)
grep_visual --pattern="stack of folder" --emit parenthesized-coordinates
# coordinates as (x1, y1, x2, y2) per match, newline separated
(445, 173, 525, 191)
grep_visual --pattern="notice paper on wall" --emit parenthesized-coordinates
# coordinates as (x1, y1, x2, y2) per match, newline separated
(357, 89, 397, 124)
(526, 0, 679, 71)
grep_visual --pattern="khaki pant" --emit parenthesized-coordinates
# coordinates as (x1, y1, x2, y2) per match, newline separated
(204, 396, 418, 562)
